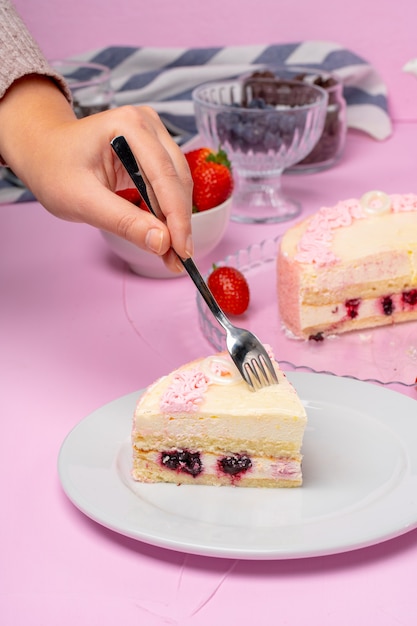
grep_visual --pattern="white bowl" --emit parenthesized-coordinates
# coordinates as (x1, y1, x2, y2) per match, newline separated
(100, 197, 232, 279)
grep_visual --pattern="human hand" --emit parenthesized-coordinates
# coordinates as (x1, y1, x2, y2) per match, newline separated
(0, 76, 193, 273)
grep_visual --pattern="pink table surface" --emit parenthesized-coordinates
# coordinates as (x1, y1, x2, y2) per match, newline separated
(1, 123, 417, 625)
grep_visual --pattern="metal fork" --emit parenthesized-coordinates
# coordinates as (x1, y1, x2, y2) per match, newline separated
(110, 135, 278, 390)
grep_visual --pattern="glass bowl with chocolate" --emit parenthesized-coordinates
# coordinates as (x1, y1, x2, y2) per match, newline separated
(192, 78, 328, 224)
(244, 67, 346, 173)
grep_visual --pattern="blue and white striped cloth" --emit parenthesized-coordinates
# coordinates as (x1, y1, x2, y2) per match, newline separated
(0, 41, 391, 204)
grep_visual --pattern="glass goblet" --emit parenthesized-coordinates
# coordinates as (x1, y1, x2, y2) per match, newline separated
(193, 78, 328, 224)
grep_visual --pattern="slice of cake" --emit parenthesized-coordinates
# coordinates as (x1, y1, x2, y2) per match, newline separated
(132, 349, 307, 488)
(277, 191, 417, 339)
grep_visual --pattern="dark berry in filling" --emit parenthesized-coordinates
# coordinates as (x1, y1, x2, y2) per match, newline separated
(402, 289, 417, 306)
(160, 449, 202, 477)
(381, 295, 394, 316)
(218, 454, 252, 476)
(345, 298, 361, 319)
(308, 332, 325, 342)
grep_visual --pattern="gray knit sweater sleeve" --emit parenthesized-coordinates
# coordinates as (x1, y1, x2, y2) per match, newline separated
(0, 0, 71, 101)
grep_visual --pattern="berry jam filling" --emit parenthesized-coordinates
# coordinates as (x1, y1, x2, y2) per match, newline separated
(381, 295, 394, 316)
(402, 289, 417, 306)
(218, 454, 252, 476)
(345, 298, 361, 319)
(160, 449, 202, 477)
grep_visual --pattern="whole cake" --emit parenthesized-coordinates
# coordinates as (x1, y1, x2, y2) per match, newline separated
(132, 349, 307, 488)
(277, 191, 417, 339)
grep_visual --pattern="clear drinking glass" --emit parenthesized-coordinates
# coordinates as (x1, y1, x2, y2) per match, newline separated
(50, 60, 114, 118)
(192, 78, 328, 224)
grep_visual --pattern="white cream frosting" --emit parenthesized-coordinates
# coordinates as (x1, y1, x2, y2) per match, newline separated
(134, 352, 307, 446)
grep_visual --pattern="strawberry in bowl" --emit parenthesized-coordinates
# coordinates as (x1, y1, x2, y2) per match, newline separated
(185, 147, 234, 212)
(100, 147, 233, 279)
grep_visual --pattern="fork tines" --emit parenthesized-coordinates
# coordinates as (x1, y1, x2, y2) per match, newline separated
(244, 354, 278, 390)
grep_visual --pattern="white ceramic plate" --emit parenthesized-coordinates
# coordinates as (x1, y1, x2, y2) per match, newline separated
(58, 372, 417, 560)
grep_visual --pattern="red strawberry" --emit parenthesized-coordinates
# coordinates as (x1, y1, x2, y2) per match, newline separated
(116, 188, 148, 210)
(185, 147, 214, 175)
(207, 265, 250, 315)
(188, 148, 233, 212)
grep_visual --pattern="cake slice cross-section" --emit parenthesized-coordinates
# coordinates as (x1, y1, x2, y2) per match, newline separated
(132, 350, 307, 488)
(277, 191, 417, 339)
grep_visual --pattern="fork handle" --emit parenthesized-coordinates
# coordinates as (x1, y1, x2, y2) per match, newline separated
(111, 136, 156, 216)
(181, 257, 231, 331)
(111, 135, 231, 332)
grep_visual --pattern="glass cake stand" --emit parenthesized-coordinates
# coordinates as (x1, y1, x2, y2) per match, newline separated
(197, 237, 417, 389)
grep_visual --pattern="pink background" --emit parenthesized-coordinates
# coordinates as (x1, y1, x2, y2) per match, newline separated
(13, 0, 417, 122)
(3, 3, 417, 626)
(3, 124, 417, 625)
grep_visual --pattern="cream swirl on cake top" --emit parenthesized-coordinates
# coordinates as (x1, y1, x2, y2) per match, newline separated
(160, 346, 276, 412)
(294, 192, 417, 266)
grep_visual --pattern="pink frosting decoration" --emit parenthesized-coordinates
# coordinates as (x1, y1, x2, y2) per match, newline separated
(390, 193, 417, 212)
(294, 193, 417, 267)
(295, 199, 364, 266)
(160, 368, 210, 413)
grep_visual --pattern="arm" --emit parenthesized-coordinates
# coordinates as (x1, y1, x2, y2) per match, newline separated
(0, 0, 71, 102)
